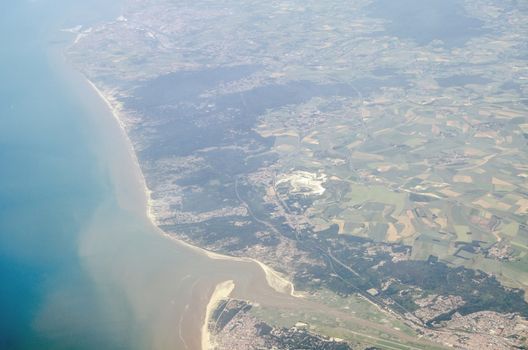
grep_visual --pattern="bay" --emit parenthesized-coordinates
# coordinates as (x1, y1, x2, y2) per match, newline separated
(0, 1, 292, 349)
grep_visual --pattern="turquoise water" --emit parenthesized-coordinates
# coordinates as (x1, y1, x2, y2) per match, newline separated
(0, 1, 129, 348)
(0, 3, 290, 350)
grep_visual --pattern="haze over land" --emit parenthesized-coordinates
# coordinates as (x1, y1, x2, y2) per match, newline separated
(2, 0, 527, 349)
(67, 0, 528, 348)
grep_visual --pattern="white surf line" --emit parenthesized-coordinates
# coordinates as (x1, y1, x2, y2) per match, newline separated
(177, 306, 190, 350)
(174, 273, 194, 348)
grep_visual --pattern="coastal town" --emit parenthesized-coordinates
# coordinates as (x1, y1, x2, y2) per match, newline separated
(67, 0, 528, 348)
(209, 299, 352, 350)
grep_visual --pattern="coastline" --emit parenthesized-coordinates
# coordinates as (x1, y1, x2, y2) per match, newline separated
(85, 79, 157, 220)
(84, 77, 302, 348)
(85, 78, 301, 297)
(200, 280, 235, 350)
(171, 237, 303, 297)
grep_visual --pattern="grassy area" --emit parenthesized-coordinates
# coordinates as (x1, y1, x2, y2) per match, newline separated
(453, 225, 472, 243)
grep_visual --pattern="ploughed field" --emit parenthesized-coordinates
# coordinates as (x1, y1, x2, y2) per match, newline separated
(68, 0, 528, 348)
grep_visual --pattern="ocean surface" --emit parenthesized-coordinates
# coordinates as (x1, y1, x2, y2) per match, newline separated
(0, 1, 290, 349)
(0, 1, 134, 348)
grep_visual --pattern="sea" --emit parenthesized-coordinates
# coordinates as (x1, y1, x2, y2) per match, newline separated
(0, 1, 289, 349)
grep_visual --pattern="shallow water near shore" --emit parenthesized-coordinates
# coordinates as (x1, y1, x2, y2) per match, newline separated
(0, 1, 294, 349)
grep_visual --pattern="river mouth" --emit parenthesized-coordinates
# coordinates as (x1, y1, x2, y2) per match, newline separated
(75, 198, 285, 350)
(0, 1, 294, 349)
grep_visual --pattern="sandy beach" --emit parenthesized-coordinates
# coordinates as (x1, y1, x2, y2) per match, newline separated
(85, 78, 301, 295)
(201, 280, 235, 350)
(85, 77, 301, 349)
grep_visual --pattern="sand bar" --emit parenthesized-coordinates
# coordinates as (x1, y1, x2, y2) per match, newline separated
(201, 280, 235, 350)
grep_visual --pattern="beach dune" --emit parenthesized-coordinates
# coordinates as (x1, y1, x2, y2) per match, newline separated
(201, 280, 235, 350)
